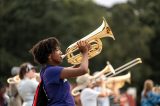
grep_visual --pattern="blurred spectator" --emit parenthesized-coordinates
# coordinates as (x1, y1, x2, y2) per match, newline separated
(17, 62, 38, 106)
(120, 89, 136, 106)
(0, 81, 9, 106)
(7, 66, 22, 106)
(11, 67, 20, 76)
(8, 83, 22, 106)
(153, 86, 160, 94)
(141, 79, 160, 106)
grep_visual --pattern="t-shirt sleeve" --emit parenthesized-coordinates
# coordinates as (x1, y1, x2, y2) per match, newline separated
(44, 66, 64, 84)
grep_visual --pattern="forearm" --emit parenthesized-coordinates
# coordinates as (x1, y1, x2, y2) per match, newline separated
(60, 53, 89, 78)
(79, 53, 89, 73)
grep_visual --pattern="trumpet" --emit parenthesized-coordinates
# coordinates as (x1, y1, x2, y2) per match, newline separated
(7, 75, 20, 84)
(71, 58, 142, 96)
(93, 61, 115, 79)
(71, 62, 115, 96)
(62, 18, 115, 64)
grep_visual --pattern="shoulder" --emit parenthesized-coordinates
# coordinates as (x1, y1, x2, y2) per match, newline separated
(44, 66, 63, 74)
(42, 66, 64, 82)
(46, 66, 64, 72)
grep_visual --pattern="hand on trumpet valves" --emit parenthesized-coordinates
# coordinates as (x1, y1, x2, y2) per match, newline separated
(61, 40, 91, 59)
(77, 40, 91, 54)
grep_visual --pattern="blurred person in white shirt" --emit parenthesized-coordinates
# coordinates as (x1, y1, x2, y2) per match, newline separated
(75, 73, 111, 106)
(17, 62, 39, 106)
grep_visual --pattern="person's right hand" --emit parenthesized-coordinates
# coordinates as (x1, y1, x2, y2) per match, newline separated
(77, 40, 90, 54)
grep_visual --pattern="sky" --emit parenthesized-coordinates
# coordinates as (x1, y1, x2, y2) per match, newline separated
(94, 0, 128, 7)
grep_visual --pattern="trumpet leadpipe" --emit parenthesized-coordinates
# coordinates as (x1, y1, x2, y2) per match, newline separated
(61, 44, 79, 59)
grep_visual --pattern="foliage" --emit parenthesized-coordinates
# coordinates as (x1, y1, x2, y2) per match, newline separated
(0, 0, 106, 74)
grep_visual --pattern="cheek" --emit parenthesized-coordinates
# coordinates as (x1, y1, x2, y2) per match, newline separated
(51, 53, 60, 60)
(29, 71, 35, 76)
(51, 54, 57, 60)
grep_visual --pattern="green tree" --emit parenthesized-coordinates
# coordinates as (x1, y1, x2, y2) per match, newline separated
(0, 0, 106, 79)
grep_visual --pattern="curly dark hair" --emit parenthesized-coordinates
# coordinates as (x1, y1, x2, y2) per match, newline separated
(30, 37, 60, 65)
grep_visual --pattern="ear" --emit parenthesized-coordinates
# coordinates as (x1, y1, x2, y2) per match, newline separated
(48, 54, 53, 62)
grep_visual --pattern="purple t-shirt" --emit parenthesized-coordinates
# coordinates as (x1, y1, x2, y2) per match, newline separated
(40, 65, 75, 106)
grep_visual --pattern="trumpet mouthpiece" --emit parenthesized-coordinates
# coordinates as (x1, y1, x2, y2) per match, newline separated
(61, 54, 66, 59)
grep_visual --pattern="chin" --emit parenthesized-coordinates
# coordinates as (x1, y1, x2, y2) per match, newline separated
(56, 60, 63, 65)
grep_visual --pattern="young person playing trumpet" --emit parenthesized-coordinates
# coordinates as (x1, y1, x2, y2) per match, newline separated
(73, 73, 113, 106)
(30, 37, 90, 106)
(93, 72, 113, 106)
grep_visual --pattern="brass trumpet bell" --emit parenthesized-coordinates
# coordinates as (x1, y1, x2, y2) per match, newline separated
(63, 18, 115, 64)
(7, 75, 20, 84)
(93, 61, 115, 79)
(71, 62, 115, 96)
(106, 72, 131, 89)
(7, 73, 40, 84)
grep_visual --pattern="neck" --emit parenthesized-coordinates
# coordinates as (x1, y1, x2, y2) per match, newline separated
(47, 61, 58, 66)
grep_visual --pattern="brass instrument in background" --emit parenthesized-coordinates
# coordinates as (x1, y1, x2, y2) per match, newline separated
(7, 75, 20, 84)
(94, 58, 142, 83)
(104, 58, 142, 78)
(7, 73, 40, 84)
(71, 86, 83, 96)
(102, 58, 142, 89)
(105, 72, 131, 89)
(62, 18, 115, 64)
(71, 62, 115, 96)
(71, 58, 142, 96)
(93, 61, 115, 79)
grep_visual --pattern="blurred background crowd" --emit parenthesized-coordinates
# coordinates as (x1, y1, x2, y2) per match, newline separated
(0, 64, 160, 106)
